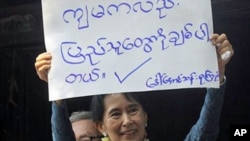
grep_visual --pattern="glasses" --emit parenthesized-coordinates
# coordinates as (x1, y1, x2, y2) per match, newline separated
(80, 135, 104, 141)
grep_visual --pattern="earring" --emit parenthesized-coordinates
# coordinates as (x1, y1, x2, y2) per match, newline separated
(144, 133, 150, 141)
(101, 133, 111, 141)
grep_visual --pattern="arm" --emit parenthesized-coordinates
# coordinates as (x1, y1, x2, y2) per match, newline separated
(51, 101, 75, 141)
(184, 81, 226, 141)
(185, 33, 234, 141)
(35, 52, 75, 141)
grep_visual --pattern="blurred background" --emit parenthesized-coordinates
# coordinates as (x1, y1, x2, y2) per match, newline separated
(0, 0, 249, 141)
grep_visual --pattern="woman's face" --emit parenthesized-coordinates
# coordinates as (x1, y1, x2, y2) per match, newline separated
(97, 93, 147, 141)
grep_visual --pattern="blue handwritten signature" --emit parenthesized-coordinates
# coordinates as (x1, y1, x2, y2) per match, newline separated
(146, 70, 219, 88)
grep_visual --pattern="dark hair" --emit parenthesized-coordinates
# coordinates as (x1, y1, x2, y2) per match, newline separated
(91, 92, 147, 123)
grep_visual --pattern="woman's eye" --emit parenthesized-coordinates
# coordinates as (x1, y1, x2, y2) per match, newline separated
(129, 108, 138, 114)
(111, 112, 121, 118)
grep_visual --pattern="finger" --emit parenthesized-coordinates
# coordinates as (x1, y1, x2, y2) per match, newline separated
(35, 52, 52, 62)
(218, 41, 233, 61)
(210, 33, 219, 40)
(216, 39, 231, 53)
(36, 64, 50, 78)
(38, 64, 51, 72)
(38, 72, 48, 82)
(210, 33, 219, 45)
(35, 59, 50, 76)
(34, 52, 52, 71)
(35, 59, 51, 68)
(214, 33, 227, 45)
(37, 65, 50, 82)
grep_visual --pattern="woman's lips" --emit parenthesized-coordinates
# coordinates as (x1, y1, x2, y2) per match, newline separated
(121, 129, 136, 136)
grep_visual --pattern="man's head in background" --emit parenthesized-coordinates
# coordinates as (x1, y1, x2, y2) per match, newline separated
(70, 111, 102, 141)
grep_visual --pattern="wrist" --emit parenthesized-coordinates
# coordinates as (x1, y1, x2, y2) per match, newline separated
(220, 75, 226, 86)
(219, 68, 225, 84)
(55, 100, 63, 105)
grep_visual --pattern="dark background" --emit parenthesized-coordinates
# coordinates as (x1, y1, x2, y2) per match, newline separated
(0, 0, 249, 141)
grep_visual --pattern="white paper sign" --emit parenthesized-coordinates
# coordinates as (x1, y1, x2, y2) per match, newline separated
(41, 0, 219, 101)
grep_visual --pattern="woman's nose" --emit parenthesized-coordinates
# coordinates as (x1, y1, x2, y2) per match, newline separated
(122, 114, 133, 127)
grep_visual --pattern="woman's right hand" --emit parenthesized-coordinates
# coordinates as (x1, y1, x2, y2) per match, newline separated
(34, 52, 52, 83)
(35, 52, 63, 105)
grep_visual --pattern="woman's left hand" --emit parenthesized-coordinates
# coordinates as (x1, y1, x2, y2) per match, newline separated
(210, 33, 234, 83)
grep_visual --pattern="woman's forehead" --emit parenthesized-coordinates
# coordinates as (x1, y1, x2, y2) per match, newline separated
(104, 93, 127, 102)
(104, 93, 139, 106)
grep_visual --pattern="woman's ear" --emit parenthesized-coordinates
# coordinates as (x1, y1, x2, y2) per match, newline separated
(94, 122, 105, 134)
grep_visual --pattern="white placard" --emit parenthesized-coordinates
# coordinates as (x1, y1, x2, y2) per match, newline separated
(41, 0, 219, 101)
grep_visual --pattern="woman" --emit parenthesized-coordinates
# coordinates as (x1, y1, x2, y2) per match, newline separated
(35, 33, 234, 141)
(88, 33, 234, 141)
(91, 93, 149, 141)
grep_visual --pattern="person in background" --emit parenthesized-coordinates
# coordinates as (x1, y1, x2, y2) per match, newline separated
(51, 103, 102, 141)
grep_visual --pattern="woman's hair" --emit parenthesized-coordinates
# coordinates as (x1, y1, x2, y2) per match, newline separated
(91, 92, 147, 123)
